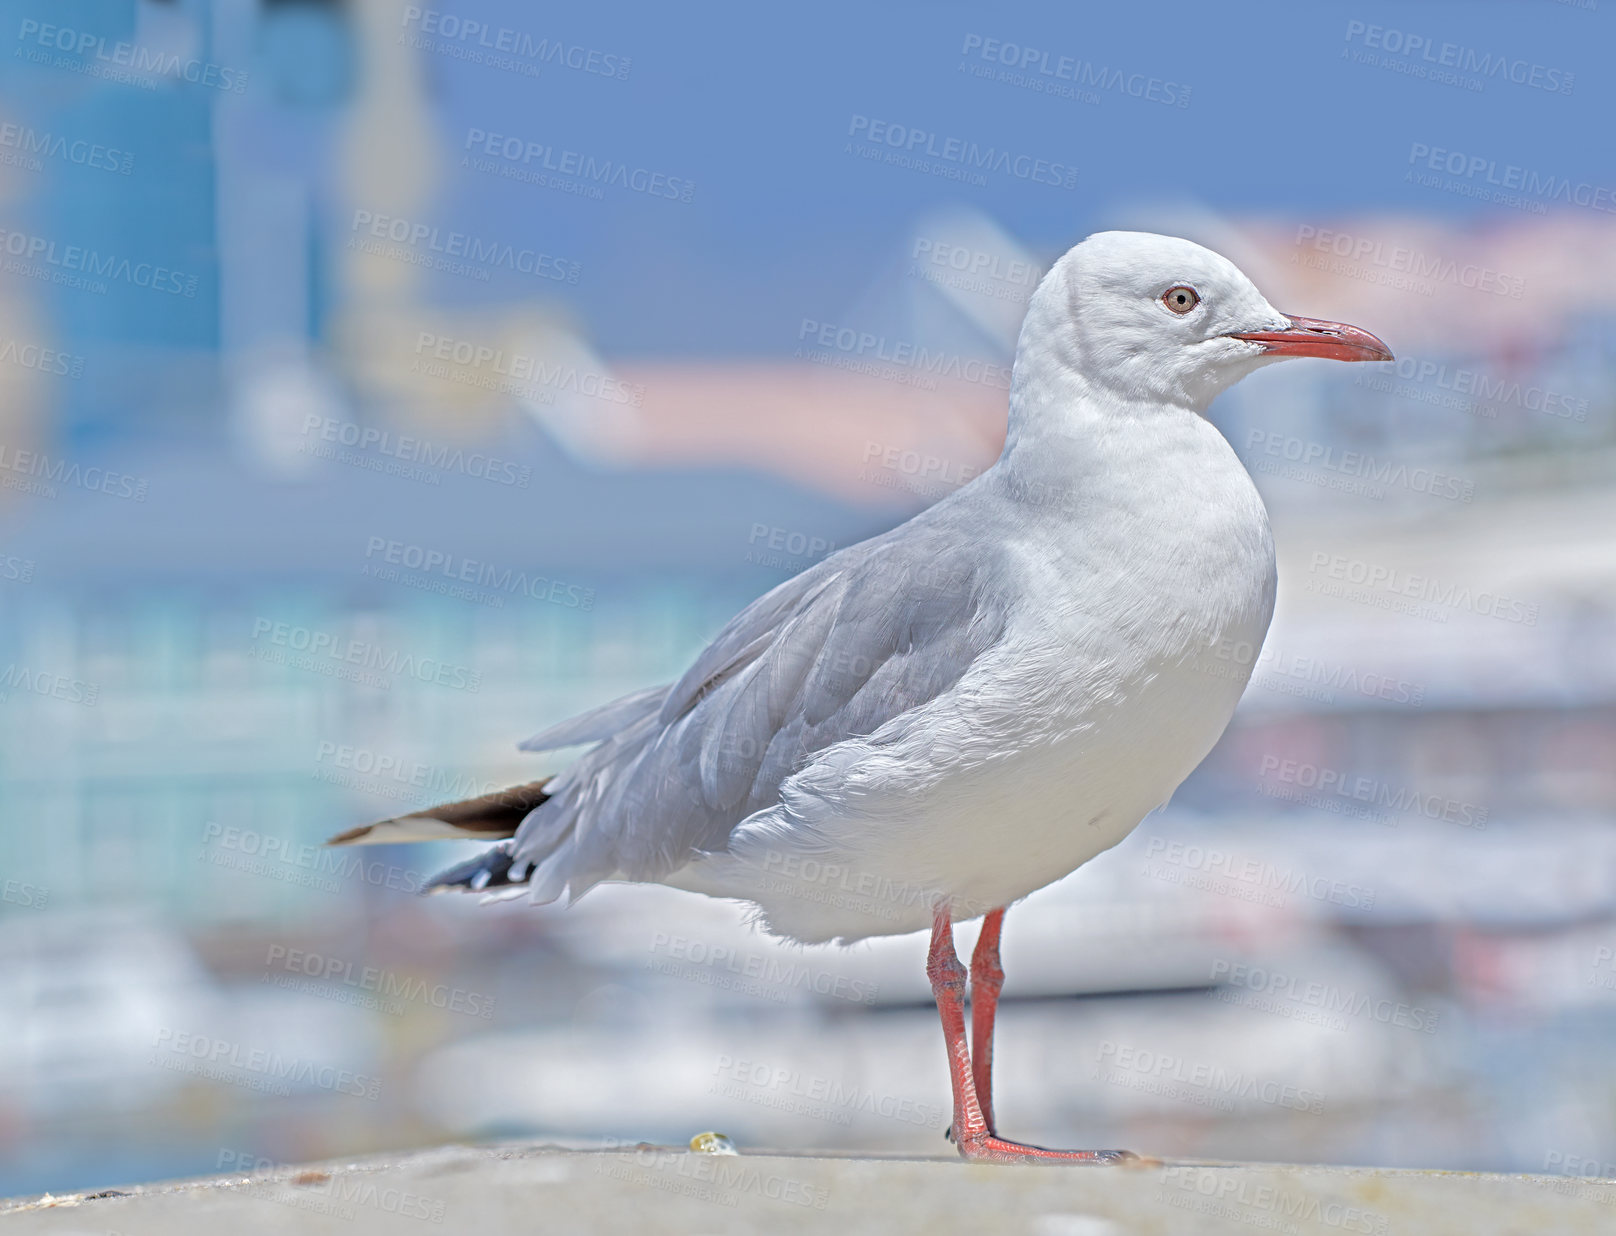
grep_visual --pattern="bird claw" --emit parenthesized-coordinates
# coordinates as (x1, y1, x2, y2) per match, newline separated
(954, 1135, 1146, 1166)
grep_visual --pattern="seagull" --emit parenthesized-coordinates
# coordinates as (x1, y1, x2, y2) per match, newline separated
(328, 231, 1392, 1163)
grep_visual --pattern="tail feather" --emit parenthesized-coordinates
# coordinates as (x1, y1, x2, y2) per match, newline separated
(325, 778, 554, 846)
(328, 686, 669, 903)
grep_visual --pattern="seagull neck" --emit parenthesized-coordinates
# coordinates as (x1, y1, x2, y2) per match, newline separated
(998, 370, 1207, 498)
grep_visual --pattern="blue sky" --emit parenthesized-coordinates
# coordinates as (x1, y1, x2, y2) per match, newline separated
(418, 0, 1611, 353)
(0, 0, 1607, 398)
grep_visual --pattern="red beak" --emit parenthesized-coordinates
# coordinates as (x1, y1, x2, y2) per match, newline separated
(1228, 314, 1393, 363)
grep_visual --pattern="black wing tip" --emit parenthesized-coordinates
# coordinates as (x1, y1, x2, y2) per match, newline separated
(423, 842, 534, 897)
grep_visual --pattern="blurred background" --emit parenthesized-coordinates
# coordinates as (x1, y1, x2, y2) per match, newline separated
(2, 0, 1615, 1200)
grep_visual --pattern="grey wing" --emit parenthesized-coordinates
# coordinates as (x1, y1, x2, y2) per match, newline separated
(509, 522, 1005, 901)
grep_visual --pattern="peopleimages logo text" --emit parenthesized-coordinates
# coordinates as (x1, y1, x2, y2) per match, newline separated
(959, 34, 1192, 107)
(1143, 837, 1377, 909)
(363, 536, 597, 610)
(0, 338, 86, 378)
(413, 333, 643, 406)
(1210, 960, 1441, 1033)
(0, 227, 197, 296)
(298, 414, 532, 488)
(847, 115, 1078, 189)
(0, 444, 146, 499)
(1407, 143, 1616, 214)
(463, 128, 694, 201)
(250, 619, 481, 692)
(401, 7, 630, 79)
(150, 1029, 381, 1097)
(1344, 21, 1574, 94)
(1365, 355, 1589, 422)
(1293, 226, 1524, 299)
(350, 211, 581, 282)
(1307, 551, 1538, 626)
(0, 123, 133, 174)
(1246, 430, 1475, 502)
(264, 945, 495, 1018)
(17, 19, 248, 92)
(1258, 756, 1489, 830)
(799, 319, 1012, 389)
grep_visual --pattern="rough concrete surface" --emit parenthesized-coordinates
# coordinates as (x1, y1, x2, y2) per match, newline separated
(3, 1143, 1610, 1235)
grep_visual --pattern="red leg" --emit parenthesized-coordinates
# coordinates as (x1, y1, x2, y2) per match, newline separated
(927, 904, 992, 1145)
(928, 904, 1139, 1165)
(969, 908, 1007, 1134)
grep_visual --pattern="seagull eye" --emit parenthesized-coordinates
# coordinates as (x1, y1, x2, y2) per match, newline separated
(1162, 286, 1200, 314)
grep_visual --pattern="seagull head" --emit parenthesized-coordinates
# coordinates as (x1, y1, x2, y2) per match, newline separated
(1017, 230, 1393, 415)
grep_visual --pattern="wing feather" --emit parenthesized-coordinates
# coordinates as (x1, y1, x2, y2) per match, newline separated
(508, 520, 1006, 899)
(519, 684, 669, 752)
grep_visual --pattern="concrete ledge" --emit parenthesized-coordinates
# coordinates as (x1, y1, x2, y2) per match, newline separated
(4, 1143, 1611, 1235)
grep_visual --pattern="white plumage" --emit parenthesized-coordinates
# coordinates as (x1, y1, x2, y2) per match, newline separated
(335, 231, 1392, 947)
